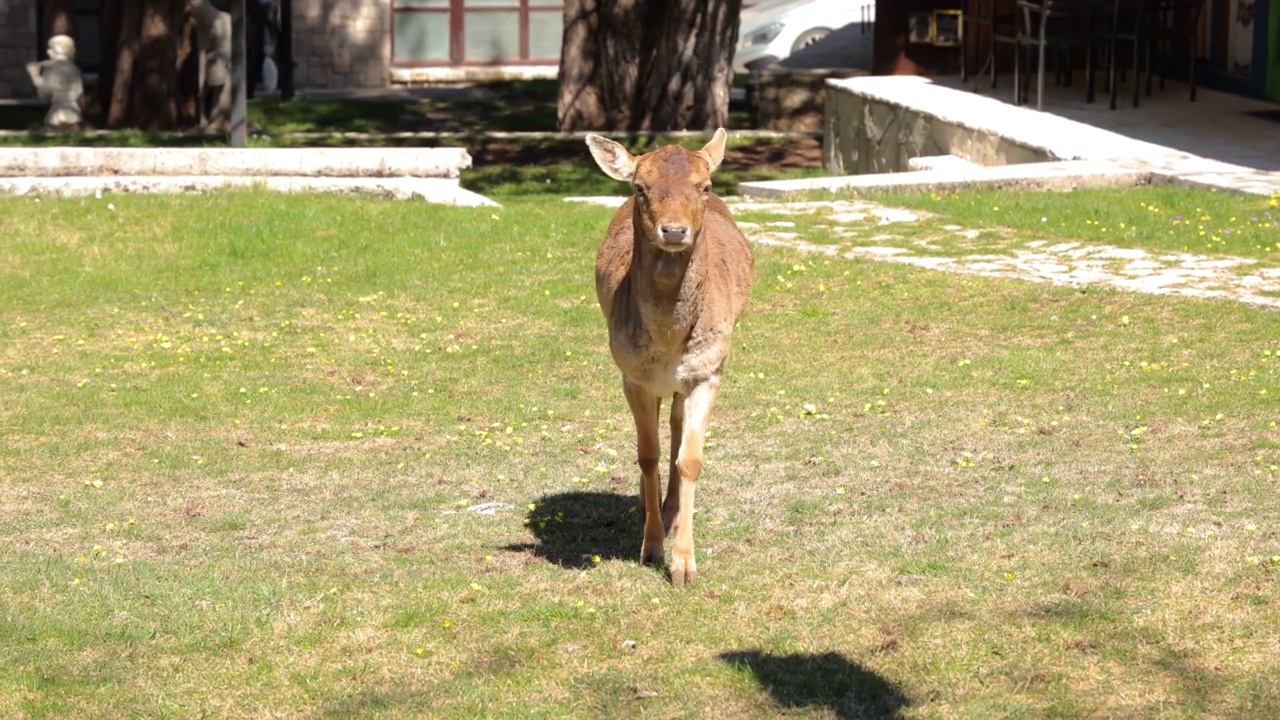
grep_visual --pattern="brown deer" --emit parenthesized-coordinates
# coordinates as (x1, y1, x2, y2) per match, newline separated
(585, 129, 754, 585)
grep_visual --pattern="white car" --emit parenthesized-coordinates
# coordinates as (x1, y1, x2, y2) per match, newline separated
(735, 0, 875, 73)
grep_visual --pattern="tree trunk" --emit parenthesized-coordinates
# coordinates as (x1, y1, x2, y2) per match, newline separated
(557, 0, 741, 132)
(99, 0, 199, 130)
(557, 0, 641, 132)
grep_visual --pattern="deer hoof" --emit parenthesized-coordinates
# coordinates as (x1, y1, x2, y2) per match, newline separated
(641, 544, 663, 568)
(670, 553, 696, 585)
(670, 566, 697, 586)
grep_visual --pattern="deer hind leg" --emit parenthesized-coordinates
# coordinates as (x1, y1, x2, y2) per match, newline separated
(623, 379, 664, 568)
(663, 391, 685, 536)
(670, 378, 720, 586)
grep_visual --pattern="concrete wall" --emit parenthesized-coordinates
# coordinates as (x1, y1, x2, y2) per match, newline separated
(0, 0, 39, 99)
(823, 79, 1053, 174)
(292, 0, 390, 91)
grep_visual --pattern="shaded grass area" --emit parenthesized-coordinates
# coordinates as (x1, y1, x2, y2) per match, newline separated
(464, 134, 824, 199)
(0, 80, 564, 134)
(1, 189, 1279, 718)
(0, 129, 825, 199)
(0, 79, 752, 136)
(0, 79, 818, 199)
(247, 80, 563, 134)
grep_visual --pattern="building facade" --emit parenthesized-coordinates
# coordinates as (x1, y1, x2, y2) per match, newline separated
(874, 0, 1279, 102)
(294, 0, 564, 91)
(3, 1, 1275, 102)
(1, 0, 564, 100)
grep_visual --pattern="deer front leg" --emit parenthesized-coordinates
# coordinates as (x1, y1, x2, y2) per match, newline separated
(670, 378, 720, 586)
(623, 379, 664, 568)
(663, 391, 685, 535)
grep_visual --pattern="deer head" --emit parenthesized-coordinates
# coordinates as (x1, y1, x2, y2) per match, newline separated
(585, 129, 728, 253)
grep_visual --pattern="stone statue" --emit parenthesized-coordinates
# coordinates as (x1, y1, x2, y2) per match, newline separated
(25, 35, 83, 130)
(190, 0, 232, 130)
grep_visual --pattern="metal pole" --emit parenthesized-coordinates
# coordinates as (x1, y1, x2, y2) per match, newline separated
(280, 0, 294, 100)
(230, 0, 247, 147)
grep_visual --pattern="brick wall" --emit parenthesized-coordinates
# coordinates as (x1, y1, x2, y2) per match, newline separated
(292, 0, 390, 91)
(0, 0, 39, 99)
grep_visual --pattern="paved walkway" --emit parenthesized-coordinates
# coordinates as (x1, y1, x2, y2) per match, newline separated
(742, 75, 1280, 200)
(933, 73, 1280, 173)
(729, 198, 1280, 309)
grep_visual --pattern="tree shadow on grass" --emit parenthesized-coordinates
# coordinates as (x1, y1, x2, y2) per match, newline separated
(501, 490, 639, 570)
(720, 650, 910, 720)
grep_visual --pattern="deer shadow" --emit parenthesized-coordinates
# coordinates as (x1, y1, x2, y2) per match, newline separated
(719, 650, 910, 720)
(501, 490, 641, 570)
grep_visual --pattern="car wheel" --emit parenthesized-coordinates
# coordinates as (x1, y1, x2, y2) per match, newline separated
(790, 28, 831, 54)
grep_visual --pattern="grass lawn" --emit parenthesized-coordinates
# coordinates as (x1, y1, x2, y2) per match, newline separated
(2, 185, 1279, 718)
(873, 186, 1280, 259)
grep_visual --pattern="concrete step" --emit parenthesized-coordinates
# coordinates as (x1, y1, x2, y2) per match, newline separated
(0, 175, 497, 205)
(0, 147, 473, 178)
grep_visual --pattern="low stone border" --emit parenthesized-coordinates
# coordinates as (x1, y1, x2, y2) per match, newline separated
(0, 176, 494, 204)
(0, 147, 472, 178)
(0, 146, 496, 206)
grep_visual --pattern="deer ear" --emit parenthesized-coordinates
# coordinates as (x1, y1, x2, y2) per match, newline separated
(585, 134, 637, 182)
(699, 128, 727, 174)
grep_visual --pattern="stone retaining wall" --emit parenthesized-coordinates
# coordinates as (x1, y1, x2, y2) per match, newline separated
(823, 79, 1053, 175)
(0, 145, 495, 205)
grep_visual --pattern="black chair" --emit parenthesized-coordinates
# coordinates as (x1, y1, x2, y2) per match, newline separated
(959, 0, 1019, 89)
(1013, 0, 1116, 109)
(1101, 0, 1143, 110)
(1133, 0, 1204, 105)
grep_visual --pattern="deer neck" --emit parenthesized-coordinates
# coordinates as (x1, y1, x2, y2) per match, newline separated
(632, 228, 699, 305)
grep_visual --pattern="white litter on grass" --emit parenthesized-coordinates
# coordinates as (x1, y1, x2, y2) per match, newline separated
(463, 502, 514, 515)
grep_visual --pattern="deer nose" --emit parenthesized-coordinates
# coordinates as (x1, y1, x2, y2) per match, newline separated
(660, 224, 689, 244)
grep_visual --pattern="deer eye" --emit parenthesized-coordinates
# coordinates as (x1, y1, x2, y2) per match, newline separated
(634, 186, 648, 202)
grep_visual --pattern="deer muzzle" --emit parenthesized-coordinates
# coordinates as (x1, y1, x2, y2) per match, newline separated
(658, 223, 691, 250)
